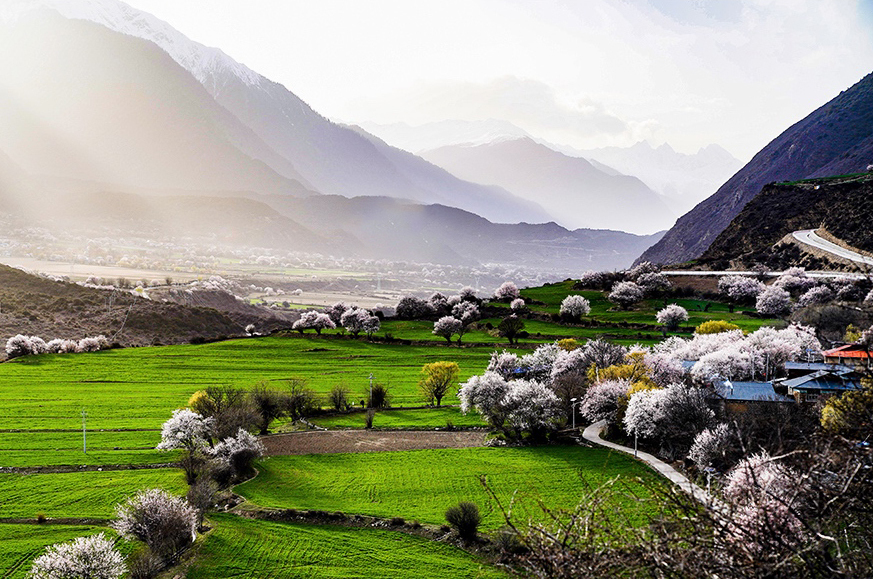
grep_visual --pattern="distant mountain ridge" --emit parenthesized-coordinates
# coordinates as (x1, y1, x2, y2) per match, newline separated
(8, 0, 546, 225)
(421, 137, 675, 234)
(638, 71, 873, 266)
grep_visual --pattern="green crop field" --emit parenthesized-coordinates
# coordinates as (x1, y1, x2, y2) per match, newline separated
(0, 525, 110, 579)
(308, 406, 484, 430)
(236, 446, 663, 530)
(0, 468, 186, 519)
(187, 514, 507, 579)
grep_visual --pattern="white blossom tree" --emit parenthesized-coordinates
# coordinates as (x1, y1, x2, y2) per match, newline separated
(797, 285, 834, 308)
(636, 272, 671, 295)
(688, 422, 735, 471)
(29, 533, 126, 579)
(156, 409, 214, 452)
(656, 304, 688, 332)
(112, 488, 197, 562)
(459, 372, 512, 430)
(433, 316, 463, 344)
(559, 295, 591, 319)
(756, 286, 792, 316)
(773, 267, 816, 295)
(718, 275, 765, 302)
(579, 379, 630, 425)
(452, 301, 480, 325)
(6, 334, 32, 358)
(510, 298, 526, 313)
(208, 427, 265, 476)
(340, 308, 379, 337)
(608, 281, 644, 310)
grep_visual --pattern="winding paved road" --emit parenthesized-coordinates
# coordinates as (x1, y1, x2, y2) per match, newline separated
(792, 229, 873, 267)
(582, 420, 725, 511)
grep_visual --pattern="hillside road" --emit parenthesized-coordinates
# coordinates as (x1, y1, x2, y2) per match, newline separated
(793, 229, 873, 267)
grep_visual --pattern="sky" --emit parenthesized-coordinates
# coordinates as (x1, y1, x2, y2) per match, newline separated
(122, 0, 873, 161)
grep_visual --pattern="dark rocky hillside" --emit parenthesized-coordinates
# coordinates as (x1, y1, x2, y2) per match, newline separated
(699, 173, 873, 269)
(639, 71, 873, 265)
(0, 265, 288, 351)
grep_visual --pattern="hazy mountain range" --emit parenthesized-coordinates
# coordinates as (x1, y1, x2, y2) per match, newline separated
(0, 0, 666, 272)
(362, 120, 743, 217)
(420, 138, 675, 234)
(639, 70, 873, 266)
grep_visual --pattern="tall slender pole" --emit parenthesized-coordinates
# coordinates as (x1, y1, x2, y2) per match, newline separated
(81, 409, 87, 454)
(368, 373, 374, 408)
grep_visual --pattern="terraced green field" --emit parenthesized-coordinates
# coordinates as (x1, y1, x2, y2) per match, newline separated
(187, 514, 507, 579)
(0, 525, 109, 579)
(236, 446, 663, 530)
(309, 407, 484, 430)
(0, 468, 186, 519)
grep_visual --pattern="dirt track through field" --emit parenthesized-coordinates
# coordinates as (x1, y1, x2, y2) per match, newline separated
(261, 430, 487, 456)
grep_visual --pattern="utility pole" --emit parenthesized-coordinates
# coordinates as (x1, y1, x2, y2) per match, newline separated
(368, 373, 374, 408)
(81, 409, 88, 454)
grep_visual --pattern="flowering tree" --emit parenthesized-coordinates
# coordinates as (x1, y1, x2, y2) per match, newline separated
(433, 316, 463, 344)
(579, 379, 630, 425)
(340, 308, 379, 337)
(510, 298, 526, 313)
(459, 372, 559, 438)
(452, 301, 480, 325)
(626, 261, 660, 280)
(756, 286, 792, 316)
(577, 270, 604, 289)
(361, 312, 381, 338)
(797, 285, 834, 308)
(459, 286, 478, 302)
(608, 281, 644, 310)
(494, 281, 520, 301)
(624, 383, 713, 455)
(718, 275, 765, 303)
(688, 422, 737, 471)
(112, 488, 197, 562)
(208, 427, 265, 477)
(636, 272, 671, 295)
(156, 409, 214, 452)
(29, 533, 126, 579)
(656, 304, 688, 331)
(6, 334, 32, 358)
(429, 292, 450, 316)
(459, 372, 512, 430)
(325, 302, 349, 325)
(774, 267, 816, 295)
(559, 295, 591, 319)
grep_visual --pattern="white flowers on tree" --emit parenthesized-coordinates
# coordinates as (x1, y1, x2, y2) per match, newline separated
(340, 308, 380, 337)
(755, 285, 792, 316)
(688, 422, 735, 470)
(494, 281, 520, 300)
(458, 371, 560, 436)
(292, 311, 336, 335)
(579, 379, 630, 425)
(510, 298, 526, 313)
(433, 316, 463, 343)
(656, 304, 688, 331)
(773, 267, 816, 294)
(718, 275, 765, 302)
(623, 383, 714, 448)
(156, 409, 214, 451)
(559, 294, 591, 319)
(452, 301, 480, 325)
(29, 533, 126, 579)
(6, 334, 110, 358)
(797, 285, 834, 308)
(608, 281, 644, 309)
(112, 488, 198, 561)
(208, 427, 265, 472)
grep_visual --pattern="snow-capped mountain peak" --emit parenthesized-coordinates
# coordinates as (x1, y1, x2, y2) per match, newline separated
(1, 0, 262, 87)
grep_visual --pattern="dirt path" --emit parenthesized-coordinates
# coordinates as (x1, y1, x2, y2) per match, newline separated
(261, 430, 487, 456)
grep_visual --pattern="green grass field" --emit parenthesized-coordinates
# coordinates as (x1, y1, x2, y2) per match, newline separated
(308, 407, 485, 430)
(0, 525, 109, 579)
(0, 468, 186, 519)
(236, 446, 662, 530)
(187, 514, 507, 579)
(0, 336, 505, 466)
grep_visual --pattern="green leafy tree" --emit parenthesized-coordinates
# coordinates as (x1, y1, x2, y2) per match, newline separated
(419, 361, 460, 406)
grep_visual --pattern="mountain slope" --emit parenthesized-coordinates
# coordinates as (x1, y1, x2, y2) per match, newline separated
(23, 0, 546, 224)
(358, 119, 535, 153)
(638, 71, 873, 265)
(0, 13, 313, 197)
(421, 138, 675, 234)
(699, 173, 873, 269)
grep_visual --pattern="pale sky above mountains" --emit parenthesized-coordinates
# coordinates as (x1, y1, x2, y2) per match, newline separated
(123, 0, 873, 161)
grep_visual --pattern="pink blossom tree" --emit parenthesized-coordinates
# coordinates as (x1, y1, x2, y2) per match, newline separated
(755, 286, 792, 316)
(112, 488, 197, 562)
(579, 379, 631, 426)
(156, 409, 214, 452)
(433, 316, 463, 344)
